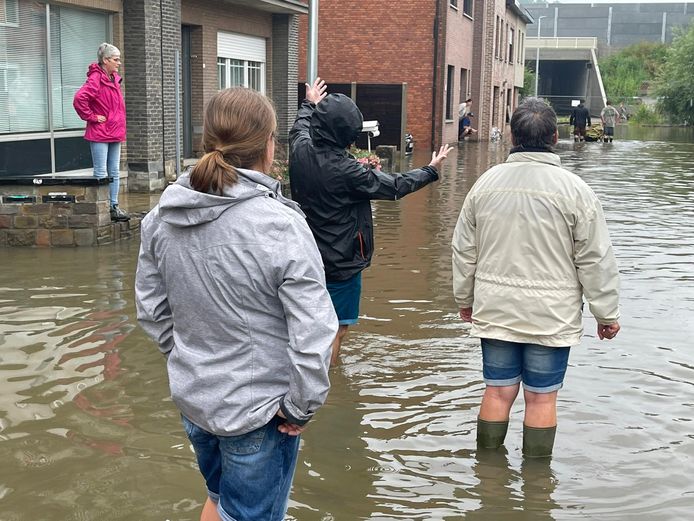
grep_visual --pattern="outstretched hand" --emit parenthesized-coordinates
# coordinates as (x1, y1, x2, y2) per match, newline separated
(305, 77, 327, 105)
(429, 144, 454, 171)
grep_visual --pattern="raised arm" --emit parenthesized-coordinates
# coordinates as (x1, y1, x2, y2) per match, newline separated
(288, 77, 327, 146)
(347, 144, 453, 200)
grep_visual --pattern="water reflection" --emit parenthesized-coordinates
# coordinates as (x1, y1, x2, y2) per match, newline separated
(1, 128, 694, 520)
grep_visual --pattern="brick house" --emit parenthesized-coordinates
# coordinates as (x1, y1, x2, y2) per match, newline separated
(297, 0, 531, 146)
(0, 0, 306, 192)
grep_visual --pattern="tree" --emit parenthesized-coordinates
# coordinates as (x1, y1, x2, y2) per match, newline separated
(519, 66, 536, 98)
(599, 42, 667, 102)
(657, 24, 694, 124)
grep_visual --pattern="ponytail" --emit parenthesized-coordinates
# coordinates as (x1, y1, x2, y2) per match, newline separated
(190, 149, 238, 194)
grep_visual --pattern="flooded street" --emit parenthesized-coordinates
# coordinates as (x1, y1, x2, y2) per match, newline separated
(1, 126, 693, 520)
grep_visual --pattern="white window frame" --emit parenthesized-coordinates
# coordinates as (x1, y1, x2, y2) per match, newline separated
(0, 0, 19, 27)
(217, 32, 266, 94)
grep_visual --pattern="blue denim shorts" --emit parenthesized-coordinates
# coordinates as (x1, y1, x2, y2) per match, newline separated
(181, 415, 300, 521)
(481, 338, 571, 393)
(326, 272, 362, 325)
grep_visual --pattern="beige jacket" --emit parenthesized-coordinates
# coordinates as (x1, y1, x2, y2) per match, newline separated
(452, 151, 620, 347)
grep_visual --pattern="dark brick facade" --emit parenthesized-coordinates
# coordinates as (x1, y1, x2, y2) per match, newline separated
(123, 0, 180, 192)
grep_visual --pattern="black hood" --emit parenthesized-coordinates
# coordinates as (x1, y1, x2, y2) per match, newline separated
(309, 93, 364, 149)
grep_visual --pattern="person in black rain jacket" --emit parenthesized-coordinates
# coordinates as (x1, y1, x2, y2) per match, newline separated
(569, 100, 592, 142)
(289, 78, 452, 365)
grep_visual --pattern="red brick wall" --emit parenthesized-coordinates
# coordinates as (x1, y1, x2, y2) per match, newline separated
(443, 4, 475, 143)
(297, 0, 445, 148)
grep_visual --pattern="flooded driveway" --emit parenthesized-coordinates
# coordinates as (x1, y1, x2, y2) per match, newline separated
(1, 127, 693, 520)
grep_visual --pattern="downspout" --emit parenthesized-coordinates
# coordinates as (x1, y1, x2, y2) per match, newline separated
(431, 0, 442, 149)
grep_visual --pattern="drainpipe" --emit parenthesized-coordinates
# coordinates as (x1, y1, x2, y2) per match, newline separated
(307, 0, 319, 83)
(431, 0, 442, 148)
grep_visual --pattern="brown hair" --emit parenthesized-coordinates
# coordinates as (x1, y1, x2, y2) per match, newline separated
(190, 88, 276, 193)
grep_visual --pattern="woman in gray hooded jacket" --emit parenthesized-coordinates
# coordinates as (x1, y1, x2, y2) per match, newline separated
(135, 88, 337, 521)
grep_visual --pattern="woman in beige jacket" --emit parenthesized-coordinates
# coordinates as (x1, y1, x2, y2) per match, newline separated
(452, 97, 621, 457)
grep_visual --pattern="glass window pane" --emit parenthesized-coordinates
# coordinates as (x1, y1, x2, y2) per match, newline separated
(217, 58, 226, 90)
(0, 137, 51, 176)
(229, 59, 243, 87)
(0, 0, 48, 133)
(50, 6, 109, 131)
(247, 61, 261, 92)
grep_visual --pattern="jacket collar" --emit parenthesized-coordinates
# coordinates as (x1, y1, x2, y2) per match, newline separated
(506, 149, 562, 167)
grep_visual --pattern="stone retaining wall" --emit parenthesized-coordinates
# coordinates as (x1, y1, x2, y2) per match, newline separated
(0, 179, 141, 247)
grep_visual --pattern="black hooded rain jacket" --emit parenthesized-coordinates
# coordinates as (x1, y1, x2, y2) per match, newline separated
(289, 94, 439, 282)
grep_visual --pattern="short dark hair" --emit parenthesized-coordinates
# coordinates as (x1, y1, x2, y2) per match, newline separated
(510, 97, 557, 149)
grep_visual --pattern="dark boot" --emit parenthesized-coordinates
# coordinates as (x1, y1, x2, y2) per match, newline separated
(522, 424, 556, 458)
(110, 205, 130, 222)
(476, 418, 509, 449)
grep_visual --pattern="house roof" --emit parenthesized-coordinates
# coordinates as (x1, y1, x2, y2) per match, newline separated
(506, 0, 534, 24)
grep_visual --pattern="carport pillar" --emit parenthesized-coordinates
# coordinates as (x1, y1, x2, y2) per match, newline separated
(123, 0, 181, 192)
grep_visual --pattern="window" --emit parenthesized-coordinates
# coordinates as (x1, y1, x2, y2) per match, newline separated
(509, 27, 514, 63)
(217, 32, 266, 93)
(445, 65, 454, 120)
(459, 68, 468, 104)
(449, 0, 458, 8)
(463, 0, 472, 17)
(217, 58, 263, 92)
(50, 6, 110, 130)
(0, 0, 19, 26)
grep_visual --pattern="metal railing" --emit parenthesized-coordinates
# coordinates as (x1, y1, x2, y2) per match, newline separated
(525, 37, 598, 49)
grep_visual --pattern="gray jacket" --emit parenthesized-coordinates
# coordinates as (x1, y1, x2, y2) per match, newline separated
(135, 169, 337, 435)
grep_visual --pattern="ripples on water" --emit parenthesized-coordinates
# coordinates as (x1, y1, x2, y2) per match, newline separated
(1, 129, 693, 520)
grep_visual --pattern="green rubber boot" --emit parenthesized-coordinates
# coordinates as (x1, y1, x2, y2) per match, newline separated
(476, 418, 509, 449)
(522, 424, 557, 458)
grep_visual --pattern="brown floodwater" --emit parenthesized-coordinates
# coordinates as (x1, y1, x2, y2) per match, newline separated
(1, 125, 693, 520)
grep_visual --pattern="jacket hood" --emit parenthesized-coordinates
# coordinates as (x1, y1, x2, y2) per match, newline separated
(309, 93, 364, 149)
(87, 62, 121, 84)
(159, 168, 302, 227)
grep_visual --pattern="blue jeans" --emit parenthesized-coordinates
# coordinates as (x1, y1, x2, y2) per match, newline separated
(181, 415, 300, 521)
(481, 338, 571, 393)
(89, 141, 121, 206)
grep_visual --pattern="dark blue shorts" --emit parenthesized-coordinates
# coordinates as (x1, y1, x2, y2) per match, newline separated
(604, 126, 615, 136)
(326, 272, 362, 325)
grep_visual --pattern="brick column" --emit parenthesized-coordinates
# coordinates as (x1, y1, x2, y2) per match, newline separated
(123, 0, 181, 192)
(472, 0, 494, 141)
(272, 14, 299, 143)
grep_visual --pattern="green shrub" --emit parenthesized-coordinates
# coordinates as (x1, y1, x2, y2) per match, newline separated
(629, 104, 661, 125)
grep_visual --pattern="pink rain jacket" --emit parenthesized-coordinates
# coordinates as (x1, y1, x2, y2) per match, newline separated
(73, 63, 126, 143)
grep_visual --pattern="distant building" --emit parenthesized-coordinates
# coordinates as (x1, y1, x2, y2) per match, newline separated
(521, 1, 694, 49)
(0, 0, 305, 191)
(297, 0, 531, 146)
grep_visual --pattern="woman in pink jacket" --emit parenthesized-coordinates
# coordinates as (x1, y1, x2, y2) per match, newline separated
(73, 43, 129, 222)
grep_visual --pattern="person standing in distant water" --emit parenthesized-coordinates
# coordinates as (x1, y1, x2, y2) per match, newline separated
(618, 101, 629, 122)
(569, 100, 591, 142)
(73, 43, 130, 222)
(600, 100, 620, 143)
(459, 97, 473, 140)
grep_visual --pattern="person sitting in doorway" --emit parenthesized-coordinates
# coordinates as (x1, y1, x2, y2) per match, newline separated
(459, 113, 478, 140)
